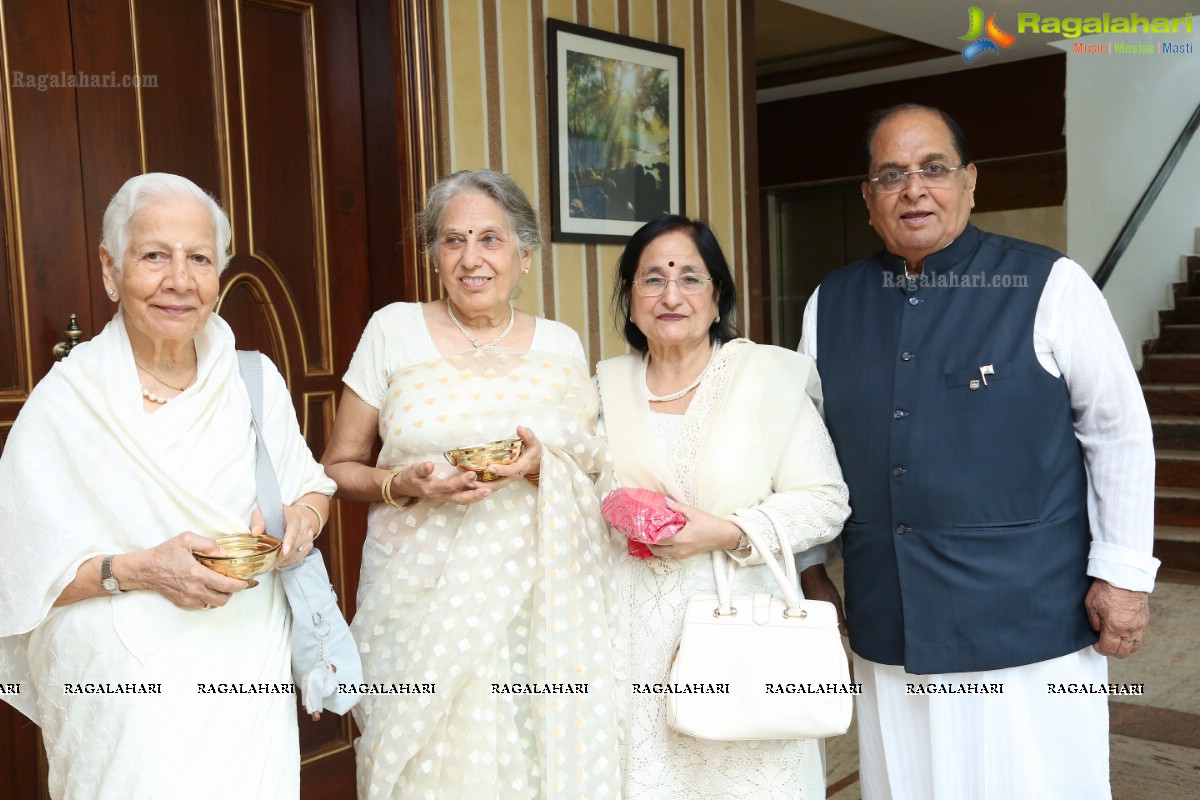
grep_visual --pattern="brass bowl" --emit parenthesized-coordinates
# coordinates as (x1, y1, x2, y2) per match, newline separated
(444, 437, 523, 481)
(194, 533, 281, 588)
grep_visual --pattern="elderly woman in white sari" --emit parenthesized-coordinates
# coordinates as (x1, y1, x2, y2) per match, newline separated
(596, 214, 851, 800)
(0, 173, 334, 799)
(320, 169, 620, 799)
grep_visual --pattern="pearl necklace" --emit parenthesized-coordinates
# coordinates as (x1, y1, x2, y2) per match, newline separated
(136, 361, 196, 404)
(446, 299, 516, 350)
(642, 341, 722, 402)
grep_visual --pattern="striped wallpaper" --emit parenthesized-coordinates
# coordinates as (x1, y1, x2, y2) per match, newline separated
(434, 0, 751, 367)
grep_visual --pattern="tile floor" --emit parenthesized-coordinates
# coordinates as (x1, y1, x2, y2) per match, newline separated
(821, 564, 1200, 799)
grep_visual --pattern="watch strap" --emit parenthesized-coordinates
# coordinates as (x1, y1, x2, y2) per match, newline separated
(101, 554, 124, 594)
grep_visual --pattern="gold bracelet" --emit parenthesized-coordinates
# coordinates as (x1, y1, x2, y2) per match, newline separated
(381, 469, 420, 509)
(295, 502, 325, 537)
(524, 472, 540, 485)
(381, 468, 404, 508)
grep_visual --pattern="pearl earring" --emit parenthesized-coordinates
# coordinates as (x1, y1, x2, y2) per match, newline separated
(107, 289, 117, 299)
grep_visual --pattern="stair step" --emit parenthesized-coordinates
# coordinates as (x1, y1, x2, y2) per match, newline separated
(1168, 297, 1200, 325)
(1143, 385, 1200, 415)
(1156, 450, 1200, 488)
(1155, 525, 1200, 572)
(1141, 354, 1200, 383)
(1156, 524, 1200, 542)
(1154, 487, 1200, 527)
(1155, 325, 1200, 353)
(1152, 416, 1200, 449)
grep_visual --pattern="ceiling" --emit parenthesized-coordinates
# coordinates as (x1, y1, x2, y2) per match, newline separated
(756, 0, 1200, 101)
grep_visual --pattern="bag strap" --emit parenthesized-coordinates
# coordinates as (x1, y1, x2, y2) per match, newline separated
(711, 510, 802, 613)
(236, 350, 287, 539)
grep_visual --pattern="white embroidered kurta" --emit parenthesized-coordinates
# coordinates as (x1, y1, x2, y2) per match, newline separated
(597, 339, 850, 800)
(343, 303, 621, 800)
(0, 311, 335, 800)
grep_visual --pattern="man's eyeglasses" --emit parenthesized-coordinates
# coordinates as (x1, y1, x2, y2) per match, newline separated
(867, 163, 967, 194)
(632, 274, 714, 297)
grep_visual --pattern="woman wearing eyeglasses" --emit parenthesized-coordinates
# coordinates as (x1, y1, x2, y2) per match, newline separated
(596, 213, 850, 799)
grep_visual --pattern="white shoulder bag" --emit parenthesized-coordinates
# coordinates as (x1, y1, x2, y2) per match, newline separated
(666, 521, 853, 741)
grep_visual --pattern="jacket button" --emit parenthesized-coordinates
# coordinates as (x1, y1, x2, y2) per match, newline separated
(892, 466, 907, 477)
(901, 352, 914, 361)
(893, 409, 908, 419)
(908, 297, 922, 306)
(895, 524, 911, 534)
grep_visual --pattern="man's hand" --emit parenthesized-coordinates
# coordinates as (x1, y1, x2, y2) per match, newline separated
(800, 564, 848, 636)
(1085, 579, 1149, 658)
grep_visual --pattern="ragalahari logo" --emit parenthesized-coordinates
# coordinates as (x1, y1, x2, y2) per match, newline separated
(960, 7, 1016, 62)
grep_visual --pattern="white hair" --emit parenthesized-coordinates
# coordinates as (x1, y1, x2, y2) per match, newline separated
(101, 173, 232, 274)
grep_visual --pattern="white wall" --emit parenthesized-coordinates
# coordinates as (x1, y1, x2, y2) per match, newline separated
(1057, 27, 1200, 366)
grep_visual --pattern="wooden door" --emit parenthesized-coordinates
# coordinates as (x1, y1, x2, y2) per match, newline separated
(0, 1, 437, 796)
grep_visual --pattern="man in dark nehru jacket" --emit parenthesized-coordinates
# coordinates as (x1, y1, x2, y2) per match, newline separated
(797, 103, 1158, 799)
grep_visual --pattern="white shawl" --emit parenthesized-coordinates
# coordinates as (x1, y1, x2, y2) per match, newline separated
(596, 338, 849, 561)
(0, 310, 334, 722)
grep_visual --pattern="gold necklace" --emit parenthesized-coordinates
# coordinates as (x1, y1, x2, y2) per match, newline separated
(135, 361, 196, 404)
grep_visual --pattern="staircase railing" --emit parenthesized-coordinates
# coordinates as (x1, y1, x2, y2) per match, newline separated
(1094, 99, 1200, 289)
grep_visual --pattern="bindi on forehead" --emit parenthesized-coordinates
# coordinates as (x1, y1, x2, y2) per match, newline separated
(668, 261, 674, 267)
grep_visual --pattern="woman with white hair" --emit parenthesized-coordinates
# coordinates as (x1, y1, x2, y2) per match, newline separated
(322, 169, 621, 798)
(0, 173, 335, 798)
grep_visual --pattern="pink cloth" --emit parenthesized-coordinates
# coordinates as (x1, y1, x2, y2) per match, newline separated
(601, 488, 687, 559)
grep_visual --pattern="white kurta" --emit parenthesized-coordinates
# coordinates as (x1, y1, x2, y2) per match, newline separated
(597, 340, 851, 800)
(0, 311, 335, 799)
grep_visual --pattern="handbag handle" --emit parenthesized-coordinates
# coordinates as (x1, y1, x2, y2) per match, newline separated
(711, 511, 803, 615)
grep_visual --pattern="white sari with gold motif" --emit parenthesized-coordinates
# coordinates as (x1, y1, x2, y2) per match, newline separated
(347, 325, 621, 800)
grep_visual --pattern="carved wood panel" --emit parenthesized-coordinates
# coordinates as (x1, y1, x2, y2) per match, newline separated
(0, 0, 438, 795)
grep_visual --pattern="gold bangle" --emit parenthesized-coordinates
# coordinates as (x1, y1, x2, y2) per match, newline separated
(295, 502, 325, 536)
(524, 472, 540, 485)
(381, 468, 420, 509)
(381, 468, 404, 508)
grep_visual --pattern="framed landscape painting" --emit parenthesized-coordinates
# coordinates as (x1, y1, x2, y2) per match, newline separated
(547, 19, 685, 243)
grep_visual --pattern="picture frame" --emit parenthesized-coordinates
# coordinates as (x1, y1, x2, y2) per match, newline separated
(547, 19, 685, 244)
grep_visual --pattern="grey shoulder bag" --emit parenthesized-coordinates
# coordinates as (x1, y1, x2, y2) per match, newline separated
(237, 350, 362, 717)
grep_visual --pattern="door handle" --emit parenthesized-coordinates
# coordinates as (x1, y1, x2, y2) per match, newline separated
(51, 313, 84, 360)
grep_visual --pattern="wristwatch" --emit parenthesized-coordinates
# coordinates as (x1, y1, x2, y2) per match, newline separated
(101, 554, 125, 595)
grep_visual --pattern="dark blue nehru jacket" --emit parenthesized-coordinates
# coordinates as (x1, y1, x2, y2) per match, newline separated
(815, 225, 1096, 674)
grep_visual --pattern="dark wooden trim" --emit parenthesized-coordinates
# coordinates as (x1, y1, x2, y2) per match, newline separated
(972, 151, 1066, 214)
(758, 54, 1066, 189)
(375, 0, 440, 305)
(764, 151, 1067, 217)
(359, 0, 406, 310)
(741, 0, 763, 343)
(757, 41, 953, 90)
